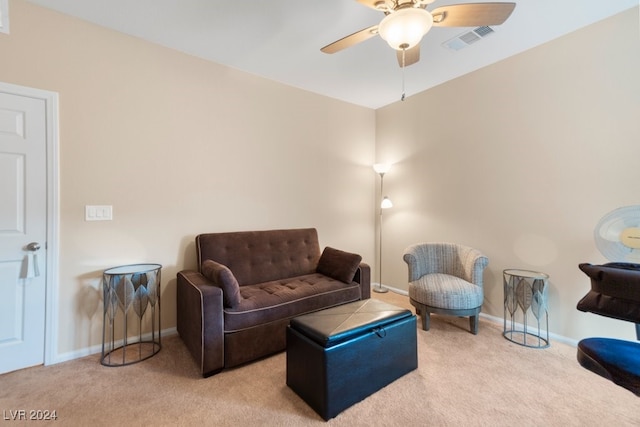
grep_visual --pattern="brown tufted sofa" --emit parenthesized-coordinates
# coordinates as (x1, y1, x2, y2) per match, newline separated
(177, 228, 370, 377)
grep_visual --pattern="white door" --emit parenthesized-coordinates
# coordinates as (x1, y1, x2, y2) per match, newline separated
(0, 91, 48, 374)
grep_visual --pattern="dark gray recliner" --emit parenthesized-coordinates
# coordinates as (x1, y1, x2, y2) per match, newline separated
(577, 262, 640, 396)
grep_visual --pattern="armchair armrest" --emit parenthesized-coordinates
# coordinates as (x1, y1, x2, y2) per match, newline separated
(403, 251, 425, 283)
(177, 270, 224, 377)
(403, 243, 441, 281)
(458, 247, 489, 286)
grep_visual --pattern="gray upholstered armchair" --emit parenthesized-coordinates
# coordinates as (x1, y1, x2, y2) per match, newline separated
(403, 242, 489, 334)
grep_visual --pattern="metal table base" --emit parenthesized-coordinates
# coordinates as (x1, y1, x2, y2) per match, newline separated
(503, 269, 549, 349)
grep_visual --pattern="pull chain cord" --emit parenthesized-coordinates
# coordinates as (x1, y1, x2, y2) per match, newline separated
(401, 47, 406, 101)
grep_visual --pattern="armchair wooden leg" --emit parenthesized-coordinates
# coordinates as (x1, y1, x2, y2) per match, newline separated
(421, 311, 431, 331)
(470, 315, 479, 335)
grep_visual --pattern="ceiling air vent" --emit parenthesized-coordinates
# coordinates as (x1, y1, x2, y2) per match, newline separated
(442, 26, 495, 51)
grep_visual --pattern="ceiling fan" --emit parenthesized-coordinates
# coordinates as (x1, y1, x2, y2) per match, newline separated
(321, 1, 516, 68)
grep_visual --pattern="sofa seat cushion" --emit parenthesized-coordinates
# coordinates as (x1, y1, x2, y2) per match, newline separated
(223, 273, 362, 332)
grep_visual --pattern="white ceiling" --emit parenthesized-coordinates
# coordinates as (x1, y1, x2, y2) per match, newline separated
(26, 0, 639, 109)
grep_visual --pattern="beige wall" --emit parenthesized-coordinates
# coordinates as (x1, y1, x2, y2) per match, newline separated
(1, 1, 637, 363)
(376, 8, 640, 342)
(0, 1, 375, 358)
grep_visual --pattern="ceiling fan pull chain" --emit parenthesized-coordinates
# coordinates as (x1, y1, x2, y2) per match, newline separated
(401, 47, 406, 101)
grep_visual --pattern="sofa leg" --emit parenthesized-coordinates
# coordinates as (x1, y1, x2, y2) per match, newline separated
(469, 315, 479, 335)
(203, 368, 224, 378)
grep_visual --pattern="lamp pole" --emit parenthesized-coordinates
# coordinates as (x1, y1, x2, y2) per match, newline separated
(375, 170, 389, 293)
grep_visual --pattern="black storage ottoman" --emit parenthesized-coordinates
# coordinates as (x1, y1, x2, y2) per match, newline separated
(286, 299, 417, 420)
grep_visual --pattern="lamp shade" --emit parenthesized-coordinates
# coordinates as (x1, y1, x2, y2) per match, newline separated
(378, 8, 433, 50)
(373, 163, 392, 175)
(381, 196, 393, 209)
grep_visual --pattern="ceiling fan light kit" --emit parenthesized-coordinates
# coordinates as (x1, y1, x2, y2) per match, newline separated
(322, 1, 516, 67)
(378, 7, 434, 50)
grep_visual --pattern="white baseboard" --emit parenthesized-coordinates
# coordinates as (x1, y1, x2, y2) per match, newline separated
(371, 282, 408, 295)
(50, 283, 581, 366)
(49, 327, 178, 365)
(373, 284, 578, 348)
(480, 312, 578, 347)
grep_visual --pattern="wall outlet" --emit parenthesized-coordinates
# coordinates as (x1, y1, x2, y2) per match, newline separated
(85, 205, 113, 221)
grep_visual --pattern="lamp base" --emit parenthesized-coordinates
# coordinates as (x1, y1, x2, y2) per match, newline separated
(373, 284, 389, 293)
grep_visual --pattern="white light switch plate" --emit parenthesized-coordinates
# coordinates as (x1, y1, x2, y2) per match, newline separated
(85, 205, 113, 221)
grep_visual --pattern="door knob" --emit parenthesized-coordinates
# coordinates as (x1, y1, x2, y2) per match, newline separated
(23, 242, 41, 279)
(26, 242, 41, 252)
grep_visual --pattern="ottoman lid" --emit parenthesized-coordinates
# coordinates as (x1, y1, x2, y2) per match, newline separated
(290, 299, 413, 348)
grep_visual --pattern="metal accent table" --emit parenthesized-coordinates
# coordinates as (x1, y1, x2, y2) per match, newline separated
(101, 263, 162, 366)
(503, 269, 549, 348)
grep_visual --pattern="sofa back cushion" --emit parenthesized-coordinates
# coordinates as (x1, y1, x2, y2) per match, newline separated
(196, 228, 321, 286)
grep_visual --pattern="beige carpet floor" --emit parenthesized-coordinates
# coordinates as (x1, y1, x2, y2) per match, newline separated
(1, 291, 639, 426)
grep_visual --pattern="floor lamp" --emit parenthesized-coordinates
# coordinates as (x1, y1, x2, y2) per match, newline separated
(373, 163, 393, 293)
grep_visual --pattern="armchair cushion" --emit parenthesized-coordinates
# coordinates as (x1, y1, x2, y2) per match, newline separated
(317, 246, 362, 284)
(409, 273, 483, 310)
(202, 259, 242, 308)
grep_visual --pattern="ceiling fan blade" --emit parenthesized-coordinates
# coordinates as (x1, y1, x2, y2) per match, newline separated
(431, 2, 516, 27)
(321, 25, 379, 54)
(396, 45, 420, 68)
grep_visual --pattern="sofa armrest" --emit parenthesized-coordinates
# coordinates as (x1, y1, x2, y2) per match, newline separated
(354, 262, 371, 300)
(177, 270, 224, 377)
